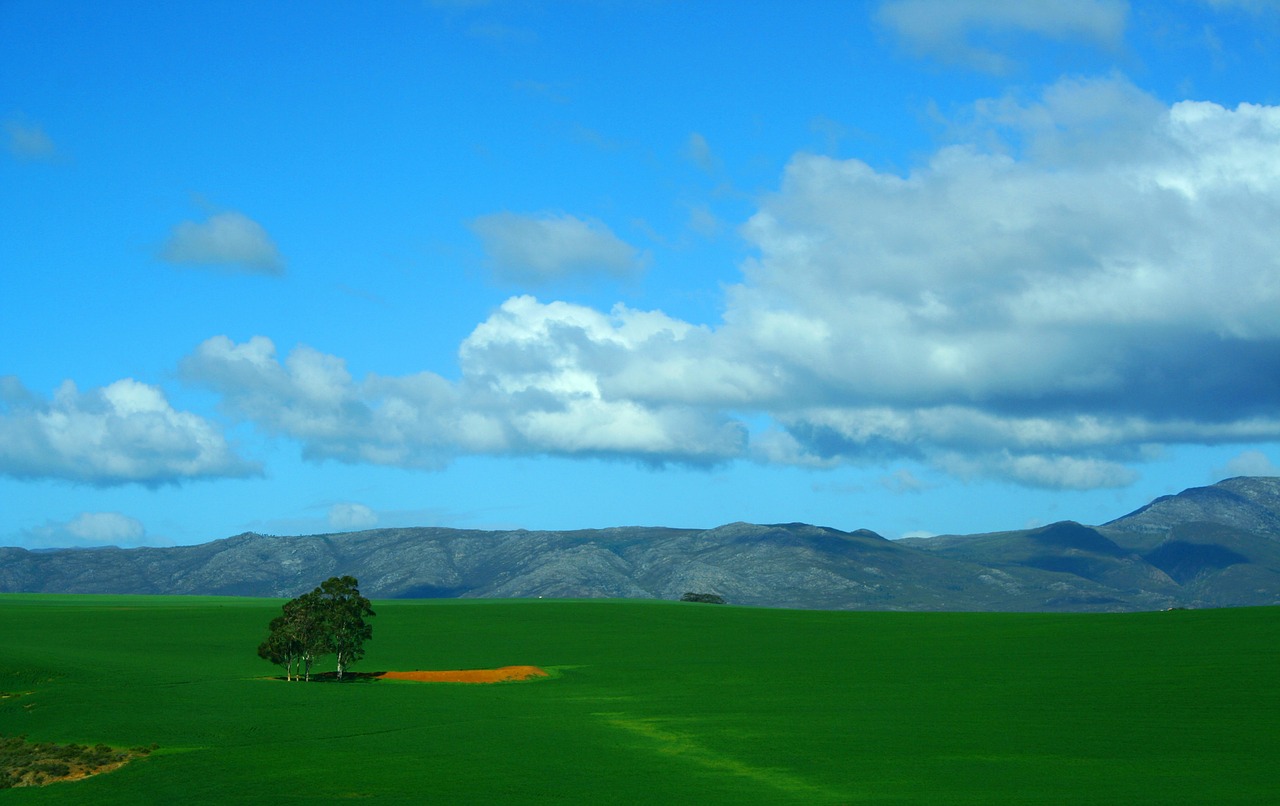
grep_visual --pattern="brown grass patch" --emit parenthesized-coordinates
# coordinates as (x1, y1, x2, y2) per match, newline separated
(377, 665, 548, 683)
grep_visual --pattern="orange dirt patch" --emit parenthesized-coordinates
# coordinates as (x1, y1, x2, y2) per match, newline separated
(377, 665, 548, 683)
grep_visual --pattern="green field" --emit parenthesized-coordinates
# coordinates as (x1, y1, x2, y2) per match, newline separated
(1, 596, 1276, 804)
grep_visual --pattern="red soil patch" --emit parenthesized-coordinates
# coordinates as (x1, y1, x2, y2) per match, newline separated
(377, 665, 548, 683)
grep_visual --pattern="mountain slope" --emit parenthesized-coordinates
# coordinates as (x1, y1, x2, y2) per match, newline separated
(3, 478, 1279, 611)
(1103, 476, 1280, 540)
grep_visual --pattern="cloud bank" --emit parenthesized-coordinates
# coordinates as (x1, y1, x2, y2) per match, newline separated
(180, 79, 1280, 490)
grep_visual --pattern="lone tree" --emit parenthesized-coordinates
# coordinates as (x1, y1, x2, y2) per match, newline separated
(259, 576, 375, 681)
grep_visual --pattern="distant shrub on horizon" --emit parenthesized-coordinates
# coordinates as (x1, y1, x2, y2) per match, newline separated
(680, 592, 726, 604)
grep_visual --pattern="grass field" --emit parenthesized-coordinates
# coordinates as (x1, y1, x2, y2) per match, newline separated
(1, 595, 1276, 804)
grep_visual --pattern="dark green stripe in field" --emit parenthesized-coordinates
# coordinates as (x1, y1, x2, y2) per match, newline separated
(1, 596, 1276, 804)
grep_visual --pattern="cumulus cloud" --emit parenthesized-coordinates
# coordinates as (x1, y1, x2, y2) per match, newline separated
(469, 212, 646, 284)
(0, 375, 258, 486)
(714, 78, 1280, 486)
(20, 511, 163, 549)
(701, 78, 1280, 487)
(180, 335, 472, 468)
(182, 299, 746, 468)
(159, 211, 285, 274)
(182, 80, 1280, 491)
(5, 117, 59, 161)
(878, 0, 1128, 73)
(328, 502, 378, 531)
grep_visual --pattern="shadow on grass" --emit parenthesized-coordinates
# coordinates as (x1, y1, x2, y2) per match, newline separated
(263, 671, 386, 684)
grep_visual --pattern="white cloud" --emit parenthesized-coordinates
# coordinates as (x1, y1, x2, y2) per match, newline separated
(183, 298, 746, 467)
(721, 80, 1280, 483)
(5, 118, 59, 161)
(1215, 450, 1280, 479)
(181, 335, 473, 468)
(0, 375, 258, 486)
(936, 452, 1138, 490)
(469, 212, 646, 284)
(66, 512, 146, 543)
(328, 502, 378, 531)
(962, 74, 1168, 165)
(749, 428, 840, 469)
(734, 81, 1280, 385)
(877, 0, 1128, 73)
(21, 511, 167, 549)
(160, 211, 285, 274)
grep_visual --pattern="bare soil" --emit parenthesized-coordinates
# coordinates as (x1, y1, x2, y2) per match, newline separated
(376, 665, 548, 683)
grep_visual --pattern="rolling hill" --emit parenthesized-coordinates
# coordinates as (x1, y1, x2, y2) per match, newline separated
(3, 477, 1279, 611)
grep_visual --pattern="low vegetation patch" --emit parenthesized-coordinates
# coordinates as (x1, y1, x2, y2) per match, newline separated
(680, 592, 726, 604)
(0, 735, 153, 789)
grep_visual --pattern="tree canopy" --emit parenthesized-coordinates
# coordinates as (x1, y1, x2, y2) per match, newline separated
(258, 576, 375, 681)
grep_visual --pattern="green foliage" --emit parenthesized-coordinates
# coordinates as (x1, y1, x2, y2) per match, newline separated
(260, 577, 375, 680)
(680, 592, 726, 604)
(0, 595, 1277, 804)
(313, 576, 376, 679)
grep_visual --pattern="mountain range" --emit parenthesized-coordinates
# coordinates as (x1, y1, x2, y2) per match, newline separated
(3, 476, 1279, 611)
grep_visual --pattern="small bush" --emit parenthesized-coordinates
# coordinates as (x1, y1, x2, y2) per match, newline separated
(680, 592, 726, 604)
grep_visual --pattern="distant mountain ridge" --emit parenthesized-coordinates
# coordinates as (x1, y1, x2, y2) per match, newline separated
(1103, 476, 1280, 536)
(3, 477, 1279, 611)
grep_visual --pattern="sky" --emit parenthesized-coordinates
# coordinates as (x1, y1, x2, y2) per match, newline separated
(3, 0, 1280, 550)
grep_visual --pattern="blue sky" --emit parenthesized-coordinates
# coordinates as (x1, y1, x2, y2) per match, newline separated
(4, 0, 1280, 549)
